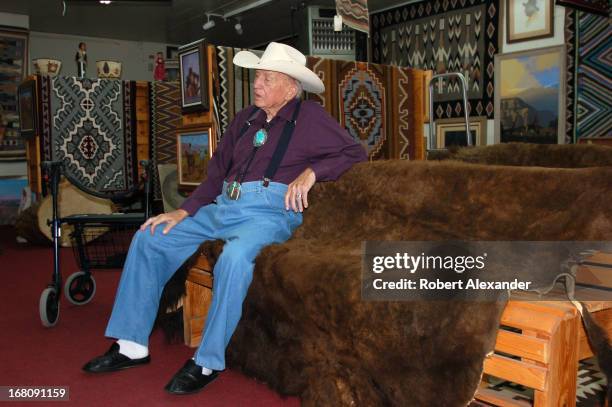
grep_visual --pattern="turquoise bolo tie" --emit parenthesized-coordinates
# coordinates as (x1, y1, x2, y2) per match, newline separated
(253, 127, 268, 147)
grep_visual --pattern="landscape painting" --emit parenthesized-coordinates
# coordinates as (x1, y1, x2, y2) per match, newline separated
(495, 47, 565, 144)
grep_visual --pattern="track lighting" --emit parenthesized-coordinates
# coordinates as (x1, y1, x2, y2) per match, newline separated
(234, 19, 243, 35)
(203, 15, 216, 30)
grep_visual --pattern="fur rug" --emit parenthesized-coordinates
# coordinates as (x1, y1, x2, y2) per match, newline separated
(159, 143, 612, 406)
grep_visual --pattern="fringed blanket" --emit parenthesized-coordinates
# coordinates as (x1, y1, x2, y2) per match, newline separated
(40, 76, 138, 197)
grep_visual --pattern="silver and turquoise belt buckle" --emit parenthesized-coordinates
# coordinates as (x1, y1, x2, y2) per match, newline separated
(227, 181, 242, 200)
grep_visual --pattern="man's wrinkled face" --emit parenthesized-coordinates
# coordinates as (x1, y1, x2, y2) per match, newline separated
(253, 70, 295, 111)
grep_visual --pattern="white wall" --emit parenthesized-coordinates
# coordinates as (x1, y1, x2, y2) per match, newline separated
(29, 31, 176, 81)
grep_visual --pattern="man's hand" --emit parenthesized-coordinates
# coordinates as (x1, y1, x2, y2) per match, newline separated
(285, 168, 316, 212)
(140, 209, 189, 235)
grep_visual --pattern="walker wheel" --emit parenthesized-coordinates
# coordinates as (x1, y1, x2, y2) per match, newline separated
(64, 271, 96, 305)
(40, 287, 60, 327)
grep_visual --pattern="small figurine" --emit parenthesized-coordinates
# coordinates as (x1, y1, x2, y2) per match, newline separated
(75, 42, 87, 78)
(154, 51, 166, 81)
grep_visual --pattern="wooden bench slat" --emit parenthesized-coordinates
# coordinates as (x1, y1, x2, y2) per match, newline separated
(483, 354, 548, 391)
(475, 383, 532, 407)
(495, 330, 549, 363)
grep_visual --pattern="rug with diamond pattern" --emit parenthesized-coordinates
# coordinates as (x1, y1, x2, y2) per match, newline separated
(370, 0, 499, 120)
(39, 76, 137, 197)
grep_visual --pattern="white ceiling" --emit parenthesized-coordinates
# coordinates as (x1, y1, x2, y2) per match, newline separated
(1, 0, 406, 47)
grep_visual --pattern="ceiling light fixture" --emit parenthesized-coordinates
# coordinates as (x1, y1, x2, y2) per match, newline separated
(99, 0, 112, 4)
(203, 14, 216, 30)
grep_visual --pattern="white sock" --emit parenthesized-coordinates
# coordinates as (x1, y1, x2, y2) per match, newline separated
(117, 339, 149, 359)
(192, 357, 213, 375)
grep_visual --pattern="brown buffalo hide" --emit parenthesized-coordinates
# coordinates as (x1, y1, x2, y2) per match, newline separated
(226, 151, 612, 406)
(160, 144, 612, 406)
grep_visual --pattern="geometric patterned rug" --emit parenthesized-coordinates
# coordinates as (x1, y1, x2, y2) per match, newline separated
(306, 57, 423, 160)
(470, 357, 608, 406)
(573, 12, 612, 141)
(40, 76, 137, 197)
(149, 81, 180, 200)
(370, 0, 499, 120)
(214, 46, 261, 140)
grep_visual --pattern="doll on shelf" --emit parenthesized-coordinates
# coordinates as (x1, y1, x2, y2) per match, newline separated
(75, 42, 87, 78)
(154, 52, 166, 81)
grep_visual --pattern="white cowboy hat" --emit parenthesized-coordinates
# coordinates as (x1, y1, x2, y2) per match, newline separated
(233, 42, 325, 94)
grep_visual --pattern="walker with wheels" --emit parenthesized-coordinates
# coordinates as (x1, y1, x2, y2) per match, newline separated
(39, 160, 152, 327)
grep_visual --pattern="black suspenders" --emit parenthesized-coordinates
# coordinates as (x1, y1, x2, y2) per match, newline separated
(224, 101, 302, 188)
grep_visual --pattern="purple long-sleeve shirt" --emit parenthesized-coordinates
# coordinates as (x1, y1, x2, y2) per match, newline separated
(180, 98, 367, 215)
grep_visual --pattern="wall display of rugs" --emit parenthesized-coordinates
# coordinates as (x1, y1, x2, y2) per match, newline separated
(494, 46, 565, 144)
(565, 10, 611, 142)
(39, 76, 138, 197)
(149, 81, 181, 200)
(214, 46, 262, 140)
(0, 29, 29, 162)
(371, 0, 499, 120)
(306, 57, 425, 160)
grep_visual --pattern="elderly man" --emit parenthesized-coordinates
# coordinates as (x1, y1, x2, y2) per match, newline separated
(82, 42, 367, 394)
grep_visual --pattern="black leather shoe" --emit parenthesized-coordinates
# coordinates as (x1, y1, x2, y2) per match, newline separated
(164, 359, 219, 395)
(82, 342, 150, 373)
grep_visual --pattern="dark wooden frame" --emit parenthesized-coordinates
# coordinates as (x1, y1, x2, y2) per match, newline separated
(506, 0, 555, 43)
(17, 79, 37, 139)
(179, 40, 209, 113)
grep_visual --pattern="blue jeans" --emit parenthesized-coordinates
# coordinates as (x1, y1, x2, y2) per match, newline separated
(105, 181, 302, 370)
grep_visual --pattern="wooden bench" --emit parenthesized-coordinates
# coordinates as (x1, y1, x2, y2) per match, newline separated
(475, 288, 611, 407)
(183, 256, 213, 348)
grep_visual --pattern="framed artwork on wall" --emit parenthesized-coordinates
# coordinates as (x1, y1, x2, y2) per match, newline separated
(506, 0, 554, 43)
(494, 46, 565, 144)
(17, 79, 37, 139)
(176, 127, 216, 189)
(178, 40, 209, 113)
(435, 117, 487, 148)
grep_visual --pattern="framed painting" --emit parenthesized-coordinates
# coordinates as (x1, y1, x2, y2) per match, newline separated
(435, 117, 487, 148)
(17, 79, 37, 139)
(506, 0, 554, 43)
(178, 40, 209, 113)
(177, 127, 216, 189)
(0, 28, 29, 162)
(494, 46, 565, 144)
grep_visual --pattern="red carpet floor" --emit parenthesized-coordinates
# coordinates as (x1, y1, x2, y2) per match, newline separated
(0, 226, 299, 406)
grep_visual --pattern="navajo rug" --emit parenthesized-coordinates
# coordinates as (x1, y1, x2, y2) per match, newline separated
(39, 76, 138, 197)
(370, 0, 499, 120)
(149, 81, 181, 200)
(306, 57, 423, 160)
(214, 46, 262, 140)
(572, 11, 611, 141)
(564, 9, 577, 144)
(335, 0, 370, 34)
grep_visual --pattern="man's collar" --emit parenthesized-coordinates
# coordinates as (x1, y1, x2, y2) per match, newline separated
(252, 98, 299, 125)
